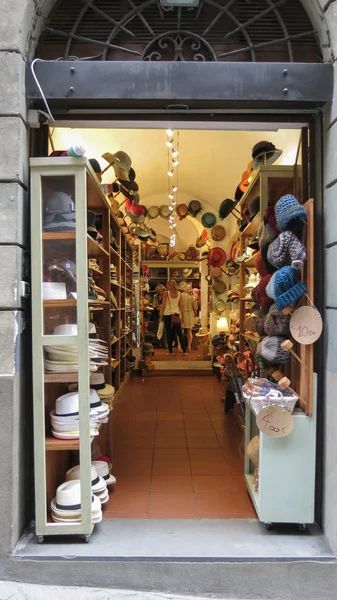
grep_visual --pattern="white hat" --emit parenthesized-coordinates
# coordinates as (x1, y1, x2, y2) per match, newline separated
(92, 460, 116, 486)
(245, 273, 259, 288)
(50, 480, 102, 517)
(53, 323, 77, 336)
(90, 373, 115, 397)
(196, 327, 209, 337)
(66, 465, 107, 494)
(182, 268, 192, 277)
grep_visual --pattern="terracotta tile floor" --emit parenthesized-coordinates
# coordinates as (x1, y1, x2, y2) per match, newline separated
(103, 375, 257, 520)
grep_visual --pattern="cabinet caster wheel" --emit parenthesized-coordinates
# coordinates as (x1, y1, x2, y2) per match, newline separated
(264, 523, 273, 531)
(84, 534, 91, 543)
(298, 524, 307, 532)
(37, 536, 44, 544)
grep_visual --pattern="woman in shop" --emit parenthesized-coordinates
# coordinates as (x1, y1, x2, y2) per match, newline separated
(154, 284, 168, 349)
(160, 279, 187, 355)
(181, 284, 198, 353)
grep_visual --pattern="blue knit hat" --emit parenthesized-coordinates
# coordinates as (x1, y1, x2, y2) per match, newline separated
(275, 195, 307, 232)
(266, 266, 306, 311)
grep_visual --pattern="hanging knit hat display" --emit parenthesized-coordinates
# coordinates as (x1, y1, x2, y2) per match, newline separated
(275, 194, 307, 232)
(254, 250, 269, 278)
(255, 274, 273, 314)
(263, 303, 291, 336)
(256, 335, 290, 365)
(267, 231, 307, 270)
(266, 266, 307, 311)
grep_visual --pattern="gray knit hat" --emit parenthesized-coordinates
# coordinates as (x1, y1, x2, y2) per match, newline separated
(267, 231, 306, 270)
(258, 222, 278, 250)
(263, 304, 291, 336)
(256, 335, 290, 365)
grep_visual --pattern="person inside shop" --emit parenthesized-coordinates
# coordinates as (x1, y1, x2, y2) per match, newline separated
(160, 279, 187, 355)
(154, 284, 168, 350)
(182, 284, 198, 353)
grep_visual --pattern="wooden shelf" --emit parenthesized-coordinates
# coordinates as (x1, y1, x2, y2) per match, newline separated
(239, 298, 255, 302)
(45, 435, 94, 451)
(243, 255, 258, 268)
(87, 235, 109, 257)
(240, 214, 260, 237)
(90, 266, 104, 276)
(45, 372, 81, 383)
(44, 299, 77, 308)
(43, 232, 76, 241)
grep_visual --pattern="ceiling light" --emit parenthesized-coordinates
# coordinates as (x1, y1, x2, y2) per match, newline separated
(166, 140, 173, 148)
(172, 160, 179, 167)
(166, 128, 173, 137)
(168, 194, 174, 200)
(172, 150, 179, 158)
(172, 186, 178, 192)
(168, 170, 174, 177)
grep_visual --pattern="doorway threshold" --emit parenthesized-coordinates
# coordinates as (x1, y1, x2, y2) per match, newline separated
(14, 519, 334, 562)
(143, 361, 213, 376)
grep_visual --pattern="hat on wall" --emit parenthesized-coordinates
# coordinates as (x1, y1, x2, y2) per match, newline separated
(212, 280, 227, 295)
(201, 212, 217, 228)
(218, 198, 239, 221)
(196, 327, 209, 337)
(213, 299, 226, 314)
(211, 225, 226, 242)
(185, 245, 199, 261)
(207, 247, 226, 268)
(102, 151, 132, 181)
(251, 141, 282, 170)
(266, 266, 307, 311)
(147, 206, 160, 219)
(91, 460, 116, 486)
(188, 200, 202, 217)
(275, 194, 308, 232)
(159, 205, 171, 219)
(210, 266, 222, 279)
(256, 335, 290, 365)
(267, 231, 307, 270)
(176, 204, 189, 220)
(182, 268, 193, 277)
(196, 229, 208, 248)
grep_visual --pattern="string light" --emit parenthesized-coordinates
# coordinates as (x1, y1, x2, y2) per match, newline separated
(172, 159, 179, 167)
(172, 150, 179, 158)
(166, 128, 179, 248)
(166, 129, 173, 137)
(168, 170, 174, 177)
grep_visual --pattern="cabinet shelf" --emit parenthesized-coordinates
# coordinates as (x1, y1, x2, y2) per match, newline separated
(45, 435, 95, 451)
(44, 299, 77, 308)
(87, 235, 109, 257)
(240, 215, 260, 237)
(43, 232, 76, 241)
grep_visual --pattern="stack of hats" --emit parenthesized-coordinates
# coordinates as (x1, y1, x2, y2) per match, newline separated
(90, 372, 115, 411)
(110, 264, 118, 284)
(50, 480, 102, 524)
(50, 391, 102, 440)
(66, 464, 109, 504)
(227, 283, 240, 303)
(44, 323, 109, 373)
(43, 192, 76, 232)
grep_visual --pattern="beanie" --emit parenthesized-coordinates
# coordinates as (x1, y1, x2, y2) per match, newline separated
(275, 195, 307, 232)
(267, 231, 307, 270)
(263, 303, 291, 336)
(254, 250, 269, 277)
(269, 266, 307, 311)
(256, 336, 290, 365)
(261, 244, 277, 274)
(255, 274, 273, 314)
(258, 222, 278, 249)
(264, 205, 279, 235)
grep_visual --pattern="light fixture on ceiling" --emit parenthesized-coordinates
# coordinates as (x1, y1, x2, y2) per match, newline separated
(168, 170, 174, 177)
(172, 186, 178, 192)
(172, 150, 179, 158)
(166, 128, 174, 137)
(172, 159, 179, 167)
(166, 139, 173, 148)
(168, 193, 174, 200)
(166, 129, 179, 248)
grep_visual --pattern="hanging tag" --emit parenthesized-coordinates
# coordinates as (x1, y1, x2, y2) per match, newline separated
(256, 405, 294, 438)
(290, 306, 323, 345)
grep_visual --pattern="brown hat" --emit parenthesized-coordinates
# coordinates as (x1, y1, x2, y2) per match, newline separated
(210, 266, 222, 279)
(211, 225, 226, 242)
(185, 245, 198, 261)
(176, 204, 189, 220)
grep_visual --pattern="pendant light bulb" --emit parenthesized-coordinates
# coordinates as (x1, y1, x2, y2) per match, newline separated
(168, 170, 174, 177)
(172, 150, 179, 158)
(166, 140, 173, 148)
(168, 194, 174, 200)
(166, 129, 173, 137)
(172, 186, 178, 192)
(172, 160, 179, 167)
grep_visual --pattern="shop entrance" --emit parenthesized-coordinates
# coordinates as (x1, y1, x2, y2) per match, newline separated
(43, 121, 316, 521)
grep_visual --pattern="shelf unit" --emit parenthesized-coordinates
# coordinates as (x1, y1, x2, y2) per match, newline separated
(30, 157, 134, 540)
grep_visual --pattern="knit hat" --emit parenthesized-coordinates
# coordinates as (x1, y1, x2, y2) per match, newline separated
(256, 336, 290, 365)
(264, 206, 279, 235)
(266, 266, 307, 311)
(257, 221, 278, 249)
(261, 244, 277, 275)
(263, 304, 291, 336)
(254, 251, 269, 277)
(275, 195, 307, 232)
(267, 231, 307, 270)
(255, 274, 273, 314)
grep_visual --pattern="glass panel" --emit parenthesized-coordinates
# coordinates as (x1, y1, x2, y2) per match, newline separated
(42, 175, 77, 334)
(267, 175, 295, 206)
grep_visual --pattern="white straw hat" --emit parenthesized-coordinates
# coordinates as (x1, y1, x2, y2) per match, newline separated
(66, 465, 107, 494)
(50, 480, 101, 517)
(92, 460, 116, 486)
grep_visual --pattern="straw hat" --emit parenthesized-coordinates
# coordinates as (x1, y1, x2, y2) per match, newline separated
(195, 327, 209, 337)
(176, 204, 189, 220)
(147, 205, 160, 219)
(207, 247, 226, 268)
(159, 205, 171, 219)
(212, 280, 227, 295)
(247, 435, 259, 467)
(213, 299, 226, 314)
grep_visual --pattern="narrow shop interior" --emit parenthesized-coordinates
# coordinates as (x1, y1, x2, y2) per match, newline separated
(37, 123, 315, 528)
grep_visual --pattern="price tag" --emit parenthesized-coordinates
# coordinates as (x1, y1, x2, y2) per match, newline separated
(290, 306, 323, 345)
(256, 405, 294, 438)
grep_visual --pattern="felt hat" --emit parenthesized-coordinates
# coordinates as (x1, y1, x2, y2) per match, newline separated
(147, 206, 160, 219)
(254, 250, 269, 277)
(257, 221, 278, 249)
(196, 229, 208, 248)
(267, 231, 307, 270)
(157, 244, 169, 256)
(251, 141, 282, 170)
(275, 195, 308, 232)
(248, 196, 260, 220)
(211, 224, 226, 242)
(207, 247, 226, 268)
(210, 266, 222, 279)
(185, 245, 198, 261)
(226, 259, 239, 276)
(256, 335, 290, 365)
(201, 212, 217, 228)
(43, 192, 76, 231)
(176, 204, 189, 220)
(266, 266, 307, 311)
(188, 200, 202, 217)
(212, 280, 227, 295)
(196, 327, 209, 337)
(255, 274, 273, 314)
(263, 303, 291, 336)
(89, 158, 101, 174)
(218, 198, 238, 221)
(159, 205, 171, 219)
(102, 151, 132, 181)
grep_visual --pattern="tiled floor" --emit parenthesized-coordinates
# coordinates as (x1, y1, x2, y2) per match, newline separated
(154, 348, 200, 361)
(103, 374, 257, 520)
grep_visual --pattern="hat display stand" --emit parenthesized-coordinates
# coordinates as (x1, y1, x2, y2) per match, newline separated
(30, 157, 137, 541)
